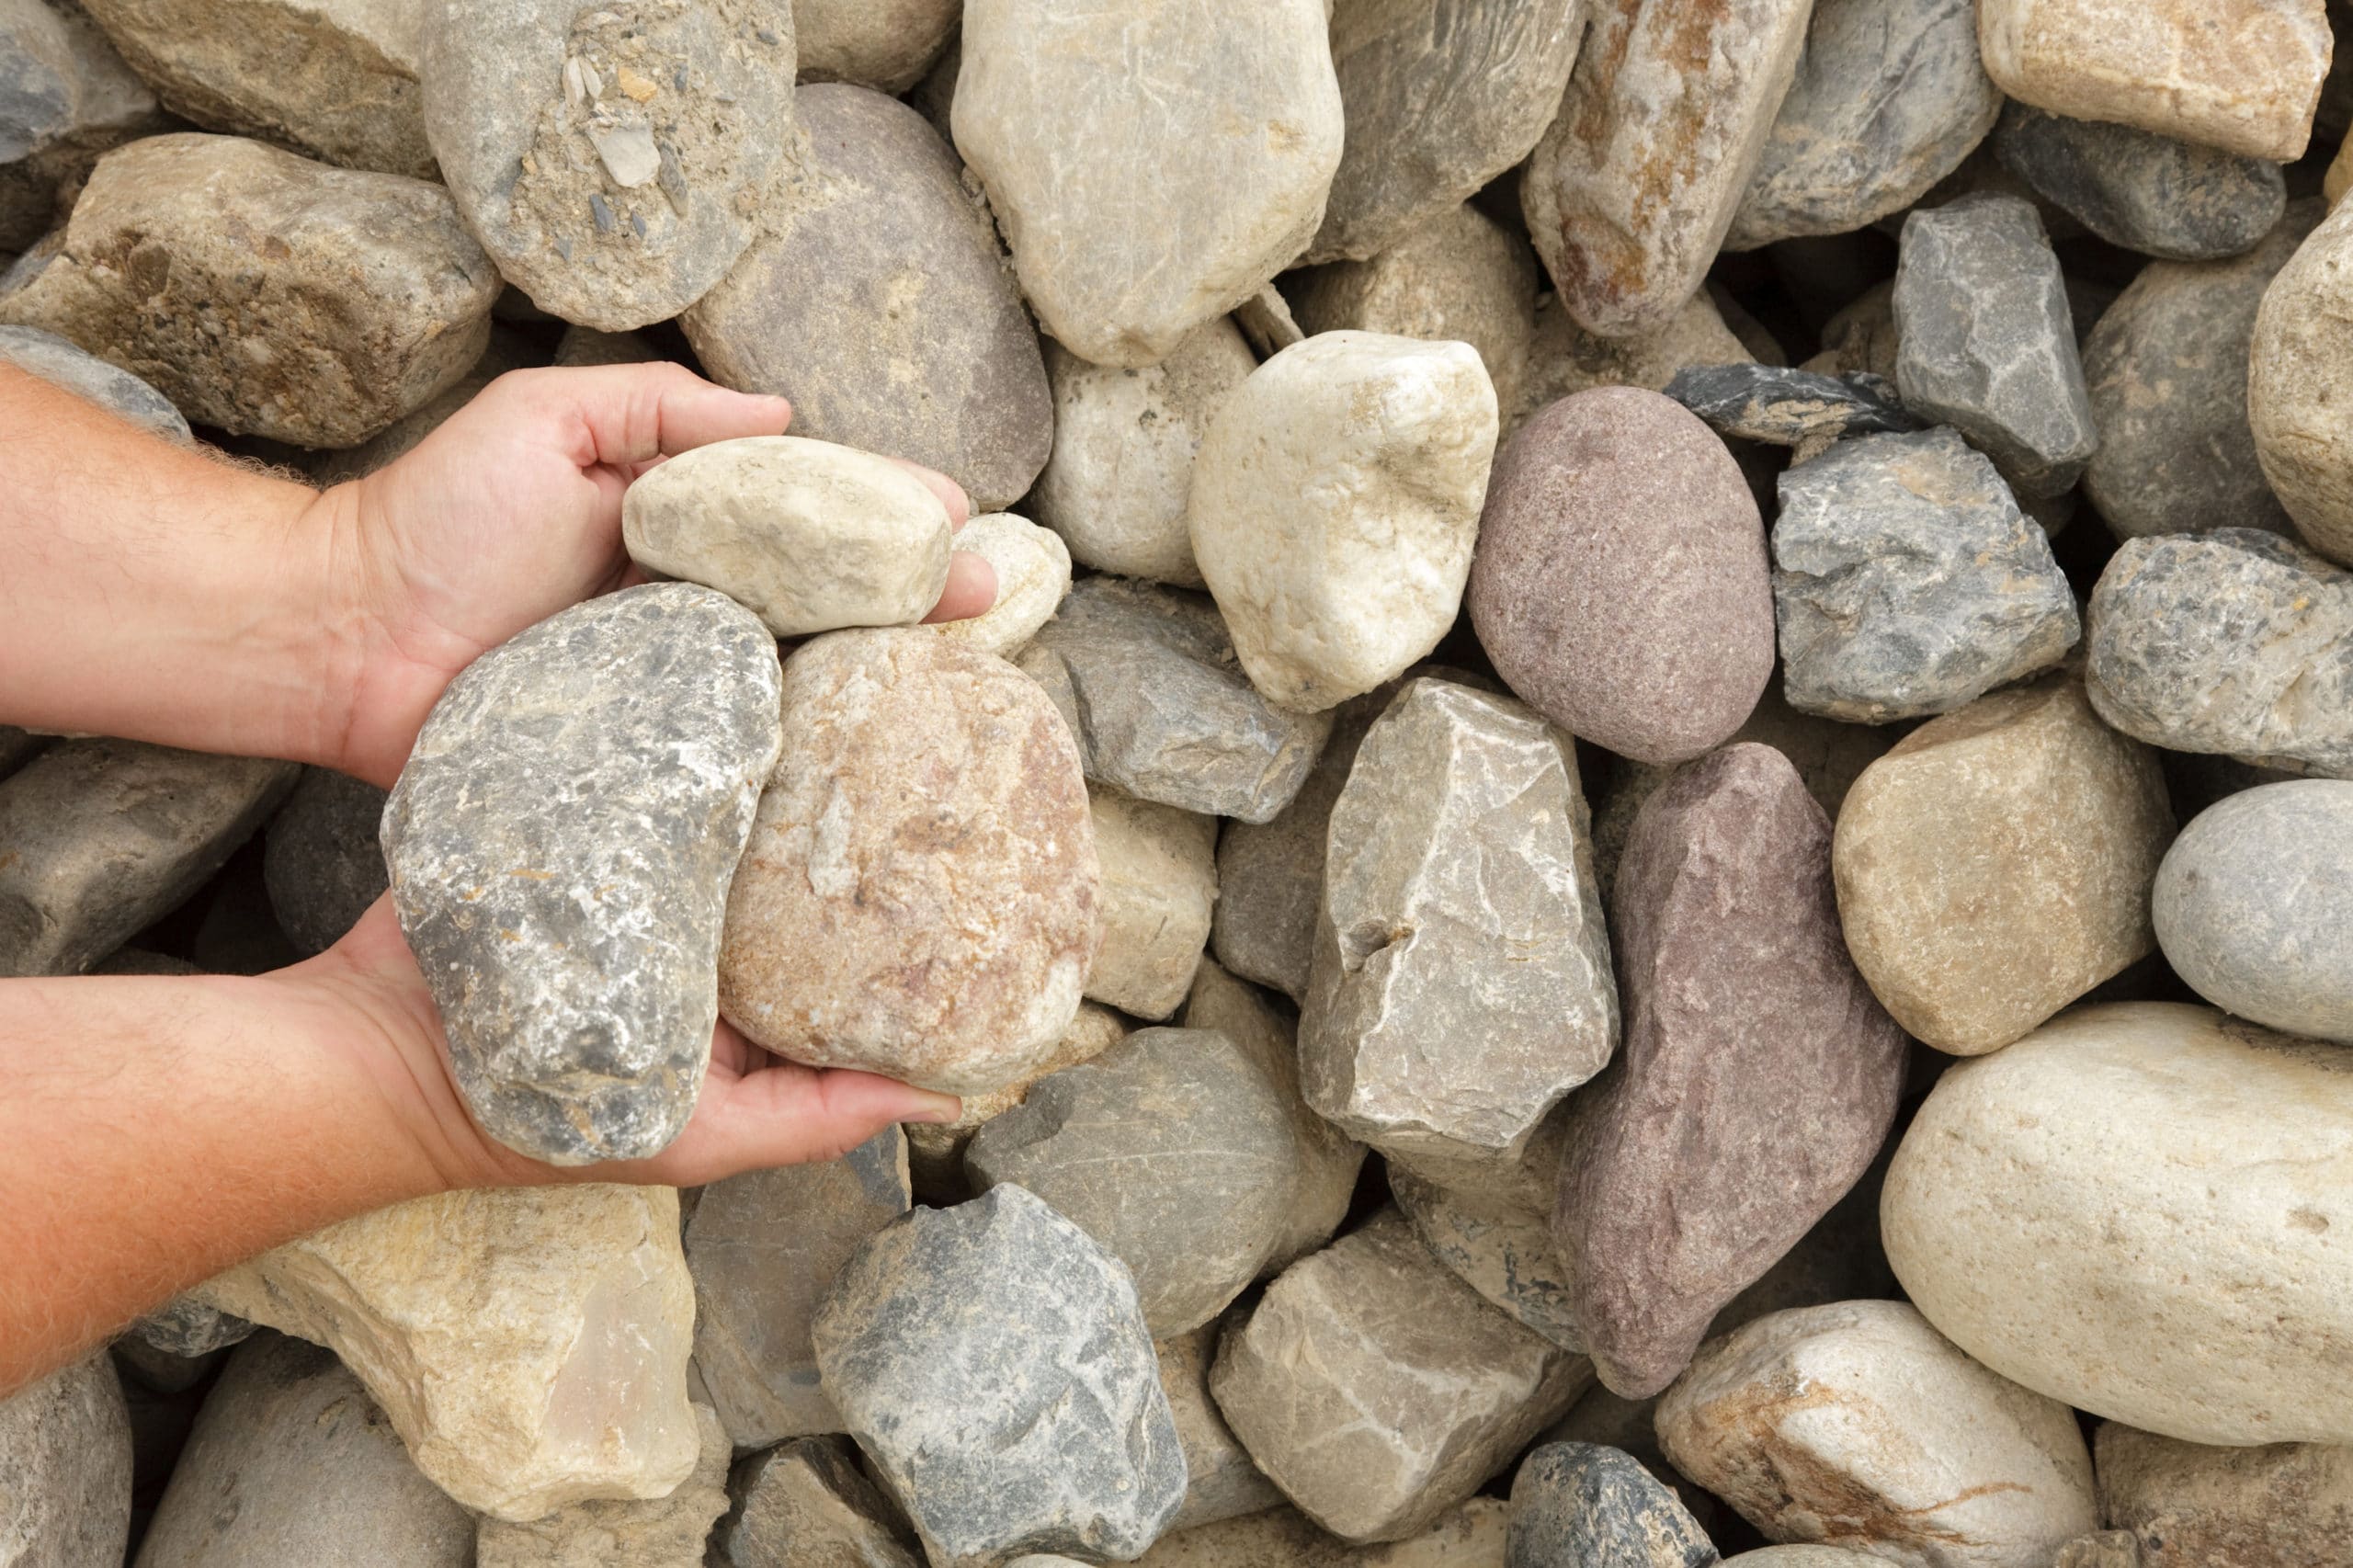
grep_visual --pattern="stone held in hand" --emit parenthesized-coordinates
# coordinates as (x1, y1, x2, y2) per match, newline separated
(721, 628, 1099, 1096)
(714, 1436, 923, 1568)
(2095, 1422, 2353, 1568)
(924, 512, 1070, 661)
(263, 766, 390, 958)
(384, 583, 782, 1165)
(1085, 787, 1217, 1021)
(477, 1403, 731, 1568)
(622, 436, 952, 639)
(2249, 196, 2353, 565)
(0, 1352, 130, 1568)
(813, 1184, 1187, 1566)
(1506, 1442, 1716, 1568)
(0, 323, 188, 440)
(1664, 364, 1922, 448)
(1990, 101, 2286, 262)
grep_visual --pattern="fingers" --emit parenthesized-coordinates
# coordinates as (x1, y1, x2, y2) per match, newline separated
(494, 363, 792, 470)
(702, 1062, 961, 1171)
(922, 551, 998, 624)
(888, 458, 971, 528)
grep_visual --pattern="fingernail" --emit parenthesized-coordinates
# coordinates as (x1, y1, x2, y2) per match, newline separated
(907, 1092, 962, 1125)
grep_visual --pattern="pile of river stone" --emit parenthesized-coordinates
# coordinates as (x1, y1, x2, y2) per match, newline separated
(6, 0, 2353, 1564)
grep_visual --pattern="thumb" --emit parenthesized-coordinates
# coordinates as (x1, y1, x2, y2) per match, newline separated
(494, 363, 793, 471)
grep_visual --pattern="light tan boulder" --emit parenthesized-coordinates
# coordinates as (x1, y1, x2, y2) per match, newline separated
(2249, 197, 2353, 565)
(2096, 1422, 2353, 1568)
(476, 1403, 730, 1568)
(1085, 788, 1216, 1021)
(791, 0, 957, 92)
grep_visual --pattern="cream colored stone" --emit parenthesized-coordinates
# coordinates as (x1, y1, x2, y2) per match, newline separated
(476, 1403, 730, 1567)
(1831, 673, 2174, 1055)
(1188, 332, 1498, 711)
(1883, 1002, 2353, 1449)
(1085, 787, 1216, 1021)
(2248, 198, 2353, 566)
(2096, 1422, 2353, 1568)
(189, 1186, 699, 1522)
(926, 513, 1069, 661)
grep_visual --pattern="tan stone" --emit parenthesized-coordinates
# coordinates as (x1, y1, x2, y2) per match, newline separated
(2249, 197, 2353, 566)
(925, 513, 1070, 661)
(476, 1403, 730, 1568)
(1155, 1324, 1284, 1532)
(189, 1186, 699, 1522)
(2096, 1424, 2353, 1568)
(1084, 787, 1216, 1019)
(1130, 1497, 1508, 1568)
(712, 1436, 920, 1568)
(1511, 290, 1751, 437)
(2055, 1533, 2143, 1568)
(1831, 673, 2174, 1055)
(791, 0, 958, 93)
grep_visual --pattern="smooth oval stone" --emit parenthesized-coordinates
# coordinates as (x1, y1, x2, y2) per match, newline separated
(1832, 674, 2174, 1055)
(1469, 386, 1775, 766)
(622, 436, 951, 638)
(420, 0, 794, 332)
(1085, 788, 1216, 1021)
(0, 322, 187, 438)
(1507, 1443, 1715, 1568)
(2154, 781, 2353, 1043)
(679, 85, 1051, 513)
(383, 584, 782, 1164)
(2096, 1422, 2353, 1568)
(1991, 102, 2285, 261)
(261, 765, 389, 957)
(0, 1353, 130, 1567)
(1883, 1002, 2353, 1447)
(793, 0, 957, 92)
(718, 630, 1098, 1096)
(2250, 195, 2353, 564)
(924, 511, 1070, 661)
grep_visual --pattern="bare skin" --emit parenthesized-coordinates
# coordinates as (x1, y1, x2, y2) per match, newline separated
(0, 363, 993, 1396)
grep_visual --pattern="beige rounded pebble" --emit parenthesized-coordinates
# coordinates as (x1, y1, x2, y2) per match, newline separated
(927, 512, 1071, 660)
(2249, 196, 2353, 565)
(1085, 788, 1217, 1022)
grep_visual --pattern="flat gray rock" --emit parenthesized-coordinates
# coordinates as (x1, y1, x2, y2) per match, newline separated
(715, 1436, 921, 1568)
(1773, 427, 2080, 722)
(382, 583, 783, 1165)
(262, 767, 390, 957)
(1507, 1443, 1716, 1568)
(0, 323, 187, 439)
(1991, 102, 2284, 262)
(1893, 193, 2098, 498)
(0, 1352, 130, 1568)
(1665, 364, 1921, 447)
(812, 1185, 1187, 1567)
(2086, 528, 2353, 778)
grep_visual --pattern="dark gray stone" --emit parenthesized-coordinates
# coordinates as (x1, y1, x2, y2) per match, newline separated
(2086, 528, 2353, 778)
(0, 1351, 130, 1568)
(1664, 364, 1921, 447)
(1893, 194, 2098, 498)
(1772, 427, 2081, 722)
(0, 724, 42, 780)
(1507, 1443, 1716, 1568)
(1392, 1161, 1582, 1350)
(716, 1436, 921, 1568)
(0, 323, 187, 438)
(381, 583, 783, 1165)
(1016, 576, 1331, 825)
(130, 1296, 255, 1360)
(811, 1184, 1187, 1568)
(262, 767, 389, 957)
(1991, 102, 2285, 262)
(0, 0, 79, 163)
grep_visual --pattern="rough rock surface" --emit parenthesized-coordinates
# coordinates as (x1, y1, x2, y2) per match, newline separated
(792, 0, 957, 92)
(1991, 102, 2284, 261)
(1506, 1443, 1715, 1568)
(1665, 364, 1920, 448)
(2085, 529, 2353, 777)
(1155, 1324, 1284, 1533)
(1772, 427, 2080, 722)
(687, 1128, 909, 1448)
(719, 629, 1098, 1096)
(190, 1185, 699, 1521)
(0, 0, 165, 251)
(1658, 1301, 2098, 1567)
(813, 1185, 1186, 1566)
(1976, 0, 2330, 162)
(0, 739, 293, 979)
(2096, 1423, 2353, 1568)
(1130, 1497, 1509, 1568)
(1722, 1553, 1889, 1567)
(1392, 1164, 1580, 1349)
(0, 1353, 130, 1568)
(1189, 332, 1498, 711)
(1301, 677, 1617, 1170)
(2249, 196, 2353, 564)
(622, 436, 952, 637)
(1832, 674, 2174, 1054)
(1893, 193, 2097, 498)
(0, 133, 498, 446)
(1311, 0, 1583, 263)
(2154, 780, 2353, 1042)
(1085, 789, 1216, 1020)
(1513, 291, 1752, 434)
(1016, 576, 1332, 824)
(476, 1403, 731, 1568)
(262, 767, 389, 957)
(420, 0, 795, 332)
(128, 1296, 253, 1361)
(1470, 386, 1775, 764)
(1883, 1002, 2353, 1448)
(1724, 0, 2000, 250)
(901, 1003, 1128, 1198)
(1802, 282, 1900, 382)
(2053, 1534, 2143, 1568)
(951, 0, 1343, 368)
(1560, 745, 1905, 1400)
(134, 1333, 472, 1568)
(714, 1436, 921, 1568)
(925, 513, 1070, 660)
(384, 585, 781, 1164)
(0, 323, 186, 438)
(678, 85, 1051, 512)
(1522, 0, 1811, 338)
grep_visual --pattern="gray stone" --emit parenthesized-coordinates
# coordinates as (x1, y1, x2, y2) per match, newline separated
(1085, 788, 1216, 1021)
(382, 584, 782, 1165)
(1507, 1443, 1715, 1568)
(1392, 1162, 1580, 1350)
(715, 1436, 921, 1568)
(1211, 1210, 1592, 1543)
(1893, 194, 2097, 498)
(0, 0, 79, 161)
(1016, 576, 1332, 824)
(1723, 0, 1999, 251)
(0, 1352, 130, 1568)
(129, 1297, 254, 1360)
(420, 0, 795, 332)
(679, 85, 1051, 513)
(901, 1003, 1130, 1200)
(0, 726, 41, 780)
(261, 767, 388, 957)
(1302, 677, 1616, 1170)
(133, 1333, 471, 1568)
(0, 738, 293, 979)
(1991, 102, 2284, 262)
(812, 1185, 1187, 1567)
(1772, 427, 2080, 723)
(1156, 1324, 1284, 1533)
(0, 0, 164, 251)
(0, 323, 185, 438)
(1665, 364, 1921, 448)
(687, 1128, 910, 1449)
(792, 0, 957, 93)
(968, 1027, 1299, 1336)
(1309, 0, 1583, 264)
(2154, 780, 2353, 1044)
(2086, 528, 2353, 778)
(476, 1403, 731, 1568)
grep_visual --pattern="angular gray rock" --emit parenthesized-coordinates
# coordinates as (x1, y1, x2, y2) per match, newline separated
(792, 0, 958, 92)
(1017, 576, 1332, 824)
(419, 0, 796, 331)
(1507, 1443, 1716, 1568)
(129, 1297, 254, 1361)
(1990, 102, 2284, 262)
(2086, 528, 2353, 778)
(382, 584, 783, 1164)
(1392, 1163, 1581, 1349)
(1156, 1324, 1285, 1533)
(715, 1436, 921, 1568)
(687, 1128, 910, 1448)
(1665, 364, 1921, 448)
(901, 1003, 1130, 1199)
(0, 1352, 130, 1568)
(0, 324, 187, 439)
(679, 85, 1051, 513)
(0, 739, 294, 979)
(1773, 427, 2081, 722)
(1893, 194, 2098, 498)
(262, 767, 389, 957)
(812, 1185, 1187, 1567)
(0, 0, 165, 251)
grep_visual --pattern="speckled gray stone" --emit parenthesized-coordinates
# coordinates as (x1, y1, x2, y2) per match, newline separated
(1507, 1443, 1715, 1568)
(129, 1297, 255, 1360)
(382, 584, 783, 1165)
(2, 1353, 130, 1565)
(714, 1436, 921, 1568)
(262, 767, 389, 957)
(1773, 427, 2080, 723)
(1392, 1162, 1581, 1349)
(0, 323, 186, 438)
(812, 1185, 1186, 1568)
(2086, 528, 2353, 778)
(1017, 576, 1332, 824)
(1990, 102, 2284, 262)
(1665, 364, 1920, 448)
(1893, 194, 2097, 498)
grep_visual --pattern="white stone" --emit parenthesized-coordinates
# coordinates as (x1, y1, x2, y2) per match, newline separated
(925, 512, 1070, 660)
(1086, 787, 1217, 1021)
(476, 1403, 731, 1568)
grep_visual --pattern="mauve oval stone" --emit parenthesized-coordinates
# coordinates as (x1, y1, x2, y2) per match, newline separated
(1469, 387, 1775, 766)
